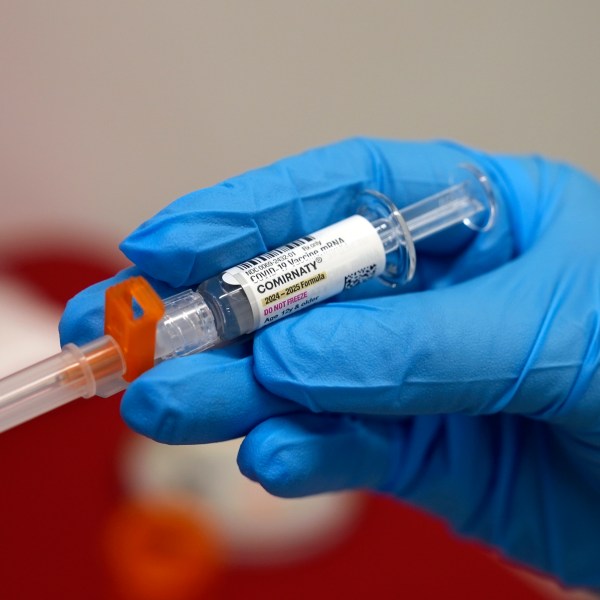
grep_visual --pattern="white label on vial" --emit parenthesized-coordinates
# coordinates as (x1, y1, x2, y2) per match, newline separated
(222, 215, 386, 329)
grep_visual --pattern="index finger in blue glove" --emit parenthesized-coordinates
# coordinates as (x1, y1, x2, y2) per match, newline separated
(59, 139, 497, 346)
(119, 138, 507, 288)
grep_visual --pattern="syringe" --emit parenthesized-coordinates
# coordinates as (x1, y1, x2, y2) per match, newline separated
(0, 165, 496, 433)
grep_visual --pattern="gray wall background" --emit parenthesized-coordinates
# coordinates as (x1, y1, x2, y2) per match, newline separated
(1, 1, 599, 250)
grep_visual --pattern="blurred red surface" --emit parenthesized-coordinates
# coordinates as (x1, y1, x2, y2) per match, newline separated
(0, 244, 549, 600)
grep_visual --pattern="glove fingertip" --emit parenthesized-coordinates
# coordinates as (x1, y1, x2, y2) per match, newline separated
(120, 375, 177, 443)
(238, 413, 398, 498)
(119, 233, 193, 289)
(59, 291, 105, 347)
(237, 425, 301, 498)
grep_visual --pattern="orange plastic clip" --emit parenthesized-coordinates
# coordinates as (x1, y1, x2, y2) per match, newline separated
(104, 276, 165, 382)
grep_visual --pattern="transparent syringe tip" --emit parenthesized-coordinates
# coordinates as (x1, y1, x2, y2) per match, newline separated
(358, 164, 496, 285)
(0, 336, 125, 433)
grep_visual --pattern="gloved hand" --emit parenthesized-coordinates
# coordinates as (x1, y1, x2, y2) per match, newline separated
(60, 139, 600, 588)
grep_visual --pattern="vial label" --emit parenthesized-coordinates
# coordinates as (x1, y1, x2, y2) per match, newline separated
(222, 215, 386, 329)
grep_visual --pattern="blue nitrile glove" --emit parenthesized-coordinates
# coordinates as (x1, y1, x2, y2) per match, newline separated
(60, 139, 600, 588)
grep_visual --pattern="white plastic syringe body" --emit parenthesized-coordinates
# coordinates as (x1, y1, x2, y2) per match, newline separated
(0, 165, 496, 433)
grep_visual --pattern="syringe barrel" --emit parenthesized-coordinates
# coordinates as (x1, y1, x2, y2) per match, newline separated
(205, 214, 387, 335)
(0, 164, 497, 433)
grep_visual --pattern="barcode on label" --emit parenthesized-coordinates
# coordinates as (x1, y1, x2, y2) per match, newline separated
(238, 236, 315, 269)
(344, 264, 377, 289)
